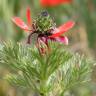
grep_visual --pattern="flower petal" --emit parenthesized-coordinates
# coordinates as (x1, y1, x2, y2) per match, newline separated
(49, 21, 75, 38)
(37, 37, 49, 54)
(40, 0, 72, 7)
(39, 37, 48, 46)
(12, 17, 29, 31)
(26, 7, 32, 26)
(55, 36, 68, 45)
(49, 36, 68, 45)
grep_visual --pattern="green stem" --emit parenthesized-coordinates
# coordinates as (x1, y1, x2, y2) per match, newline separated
(39, 79, 47, 96)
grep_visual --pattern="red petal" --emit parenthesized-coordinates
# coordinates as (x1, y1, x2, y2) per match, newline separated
(12, 17, 29, 31)
(40, 0, 72, 7)
(26, 7, 32, 26)
(55, 36, 68, 45)
(39, 37, 48, 45)
(49, 21, 75, 38)
(48, 36, 68, 45)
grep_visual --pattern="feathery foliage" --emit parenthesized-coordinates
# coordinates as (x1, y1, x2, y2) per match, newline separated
(0, 41, 93, 96)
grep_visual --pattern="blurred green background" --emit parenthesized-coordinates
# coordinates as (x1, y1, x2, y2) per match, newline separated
(0, 0, 96, 96)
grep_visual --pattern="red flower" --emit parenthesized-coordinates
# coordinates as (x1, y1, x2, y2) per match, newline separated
(12, 8, 75, 53)
(40, 0, 72, 7)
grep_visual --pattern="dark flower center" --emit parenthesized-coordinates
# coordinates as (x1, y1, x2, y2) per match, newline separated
(41, 11, 49, 17)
